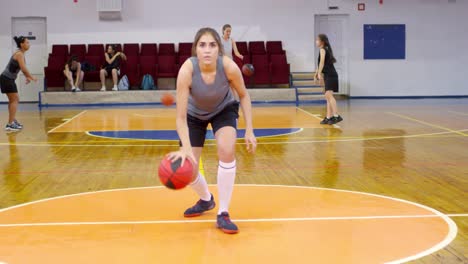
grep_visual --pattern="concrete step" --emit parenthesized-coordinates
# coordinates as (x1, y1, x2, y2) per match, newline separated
(291, 72, 316, 80)
(293, 80, 321, 87)
(297, 94, 325, 101)
(297, 87, 323, 94)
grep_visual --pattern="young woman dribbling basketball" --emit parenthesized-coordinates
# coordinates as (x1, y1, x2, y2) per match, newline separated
(167, 28, 257, 234)
(314, 34, 343, 125)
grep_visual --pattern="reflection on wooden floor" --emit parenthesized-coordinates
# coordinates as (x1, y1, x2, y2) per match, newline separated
(0, 99, 467, 263)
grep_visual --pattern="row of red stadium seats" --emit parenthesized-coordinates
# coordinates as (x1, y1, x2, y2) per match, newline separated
(50, 41, 285, 59)
(45, 42, 290, 89)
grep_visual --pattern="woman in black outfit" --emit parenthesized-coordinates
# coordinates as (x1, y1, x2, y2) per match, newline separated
(100, 44, 126, 91)
(314, 34, 343, 125)
(0, 36, 37, 131)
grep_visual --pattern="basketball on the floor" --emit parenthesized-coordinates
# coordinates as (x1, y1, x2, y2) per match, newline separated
(161, 93, 175, 106)
(158, 157, 194, 190)
(242, 64, 255, 77)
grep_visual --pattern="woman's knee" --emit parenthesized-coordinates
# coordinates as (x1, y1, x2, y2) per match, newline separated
(217, 145, 235, 162)
(8, 94, 19, 103)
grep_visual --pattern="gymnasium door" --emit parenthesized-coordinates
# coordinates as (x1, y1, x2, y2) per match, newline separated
(11, 17, 47, 102)
(314, 15, 349, 95)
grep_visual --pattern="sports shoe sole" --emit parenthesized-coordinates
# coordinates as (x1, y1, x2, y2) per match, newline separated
(183, 202, 216, 218)
(216, 224, 239, 234)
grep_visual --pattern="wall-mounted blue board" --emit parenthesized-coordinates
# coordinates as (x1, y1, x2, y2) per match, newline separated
(364, 24, 406, 60)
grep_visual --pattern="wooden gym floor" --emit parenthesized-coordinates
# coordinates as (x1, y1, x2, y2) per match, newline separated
(0, 98, 467, 263)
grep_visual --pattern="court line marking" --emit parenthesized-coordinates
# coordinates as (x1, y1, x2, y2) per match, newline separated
(448, 110, 468, 116)
(0, 184, 458, 264)
(296, 106, 341, 128)
(47, 110, 88, 134)
(0, 214, 465, 228)
(387, 112, 467, 137)
(84, 128, 304, 142)
(2, 129, 467, 147)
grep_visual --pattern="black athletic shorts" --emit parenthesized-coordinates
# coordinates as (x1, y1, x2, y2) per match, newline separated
(323, 73, 339, 92)
(183, 102, 240, 147)
(104, 67, 120, 76)
(0, 74, 18, 94)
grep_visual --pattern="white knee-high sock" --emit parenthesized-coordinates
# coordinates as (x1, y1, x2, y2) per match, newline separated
(217, 160, 236, 214)
(190, 173, 211, 201)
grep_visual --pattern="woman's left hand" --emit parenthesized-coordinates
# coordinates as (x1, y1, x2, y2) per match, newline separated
(317, 73, 322, 80)
(244, 129, 257, 154)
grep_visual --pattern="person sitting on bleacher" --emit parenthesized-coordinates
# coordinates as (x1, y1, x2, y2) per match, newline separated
(63, 55, 84, 92)
(100, 44, 126, 91)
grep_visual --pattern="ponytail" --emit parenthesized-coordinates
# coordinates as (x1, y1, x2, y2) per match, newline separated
(13, 36, 26, 48)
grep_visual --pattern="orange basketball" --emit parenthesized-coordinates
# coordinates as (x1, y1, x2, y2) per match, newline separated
(158, 157, 194, 190)
(242, 64, 255, 77)
(161, 93, 174, 106)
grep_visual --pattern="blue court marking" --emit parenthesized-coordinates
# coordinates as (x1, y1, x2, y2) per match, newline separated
(88, 128, 302, 141)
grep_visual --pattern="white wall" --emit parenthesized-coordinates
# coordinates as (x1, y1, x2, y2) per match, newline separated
(0, 0, 467, 97)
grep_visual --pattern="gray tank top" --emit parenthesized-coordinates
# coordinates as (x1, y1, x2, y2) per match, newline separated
(222, 38, 233, 59)
(2, 53, 21, 80)
(187, 56, 235, 120)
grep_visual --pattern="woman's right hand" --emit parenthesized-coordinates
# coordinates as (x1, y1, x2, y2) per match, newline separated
(166, 147, 196, 167)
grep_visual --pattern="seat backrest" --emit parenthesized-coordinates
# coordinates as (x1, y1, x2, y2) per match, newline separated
(158, 55, 176, 72)
(83, 56, 102, 69)
(51, 45, 69, 57)
(70, 44, 86, 59)
(270, 54, 287, 65)
(48, 55, 66, 70)
(178, 55, 191, 65)
(236, 41, 249, 55)
(123, 43, 140, 57)
(159, 43, 175, 55)
(87, 44, 105, 56)
(124, 56, 138, 68)
(266, 41, 283, 54)
(139, 55, 157, 66)
(252, 54, 269, 65)
(178, 43, 193, 55)
(140, 43, 157, 56)
(249, 41, 266, 55)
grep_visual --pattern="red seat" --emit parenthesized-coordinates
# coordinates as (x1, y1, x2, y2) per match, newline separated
(123, 43, 139, 57)
(178, 43, 192, 55)
(70, 44, 86, 61)
(140, 43, 157, 56)
(235, 41, 249, 56)
(51, 45, 68, 57)
(139, 56, 158, 82)
(44, 56, 66, 89)
(87, 44, 105, 56)
(83, 55, 102, 82)
(251, 54, 270, 85)
(266, 41, 285, 55)
(157, 55, 177, 78)
(249, 41, 266, 55)
(120, 56, 139, 88)
(87, 44, 105, 64)
(232, 56, 251, 87)
(178, 54, 191, 65)
(159, 43, 176, 55)
(106, 43, 122, 52)
(270, 54, 290, 85)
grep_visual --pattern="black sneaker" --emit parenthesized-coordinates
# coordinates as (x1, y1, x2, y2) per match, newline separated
(328, 115, 343, 125)
(216, 212, 239, 234)
(184, 194, 216, 217)
(320, 117, 330, 125)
